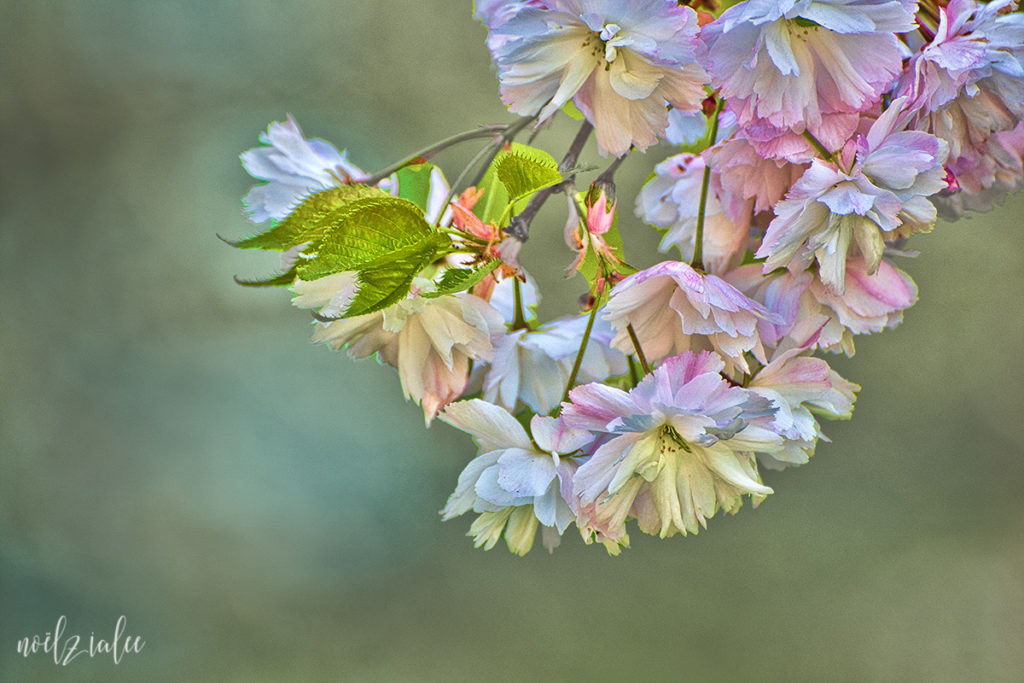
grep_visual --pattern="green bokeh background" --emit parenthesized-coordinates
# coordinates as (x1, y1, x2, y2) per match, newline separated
(1, 2, 1022, 681)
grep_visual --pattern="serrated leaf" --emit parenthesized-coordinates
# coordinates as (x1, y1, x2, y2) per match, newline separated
(473, 143, 541, 226)
(229, 184, 388, 251)
(343, 266, 417, 318)
(231, 185, 381, 252)
(423, 260, 500, 298)
(233, 266, 297, 287)
(495, 145, 562, 202)
(474, 159, 512, 227)
(394, 163, 435, 212)
(296, 196, 439, 280)
(303, 233, 449, 317)
(355, 233, 450, 273)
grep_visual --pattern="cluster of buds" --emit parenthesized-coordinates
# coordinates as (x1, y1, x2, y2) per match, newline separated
(226, 0, 1024, 554)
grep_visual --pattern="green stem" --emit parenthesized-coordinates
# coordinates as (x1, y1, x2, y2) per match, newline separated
(691, 164, 713, 271)
(468, 114, 537, 189)
(433, 138, 502, 227)
(801, 129, 835, 162)
(560, 293, 602, 406)
(365, 124, 511, 185)
(433, 115, 538, 228)
(626, 323, 651, 375)
(692, 97, 724, 271)
(627, 355, 640, 387)
(511, 278, 528, 331)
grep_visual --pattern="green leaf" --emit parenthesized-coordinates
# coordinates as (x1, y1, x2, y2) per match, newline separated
(296, 196, 440, 280)
(233, 266, 297, 287)
(423, 260, 500, 298)
(342, 267, 418, 318)
(495, 145, 562, 202)
(394, 163, 435, 212)
(299, 234, 449, 318)
(793, 16, 821, 28)
(562, 100, 585, 121)
(739, 250, 766, 266)
(354, 233, 450, 273)
(229, 184, 388, 251)
(473, 142, 543, 226)
(474, 159, 512, 227)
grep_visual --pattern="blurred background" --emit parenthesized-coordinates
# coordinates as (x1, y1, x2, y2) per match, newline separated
(1, 2, 1022, 681)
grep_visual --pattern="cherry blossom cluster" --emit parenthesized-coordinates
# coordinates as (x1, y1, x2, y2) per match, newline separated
(227, 0, 1024, 554)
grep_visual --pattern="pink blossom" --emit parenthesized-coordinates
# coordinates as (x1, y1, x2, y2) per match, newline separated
(636, 153, 753, 274)
(603, 261, 781, 375)
(935, 121, 1024, 216)
(563, 351, 782, 542)
(240, 116, 367, 224)
(297, 279, 505, 423)
(704, 133, 809, 215)
(701, 0, 916, 148)
(491, 0, 707, 155)
(439, 400, 593, 554)
(897, 0, 1024, 206)
(482, 313, 627, 414)
(727, 256, 918, 355)
(756, 102, 948, 293)
(747, 343, 859, 469)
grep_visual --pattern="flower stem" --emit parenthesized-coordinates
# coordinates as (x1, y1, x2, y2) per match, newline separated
(626, 323, 651, 375)
(801, 129, 835, 162)
(365, 124, 515, 186)
(511, 278, 528, 331)
(560, 291, 602, 406)
(468, 114, 537, 189)
(505, 120, 593, 242)
(433, 138, 502, 227)
(423, 115, 537, 227)
(691, 97, 724, 271)
(627, 354, 640, 387)
(594, 154, 626, 198)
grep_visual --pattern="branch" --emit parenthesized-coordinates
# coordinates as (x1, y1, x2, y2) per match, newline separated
(505, 120, 593, 242)
(364, 124, 510, 186)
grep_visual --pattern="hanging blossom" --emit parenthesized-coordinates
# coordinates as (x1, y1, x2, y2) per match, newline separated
(563, 351, 782, 544)
(240, 116, 451, 226)
(898, 0, 1024, 117)
(756, 100, 949, 294)
(292, 275, 505, 423)
(896, 0, 1024, 206)
(224, 2, 1024, 558)
(241, 116, 368, 224)
(701, 0, 917, 155)
(636, 152, 753, 274)
(664, 108, 710, 146)
(704, 132, 810, 215)
(933, 121, 1024, 216)
(483, 313, 627, 415)
(489, 0, 707, 155)
(727, 255, 918, 356)
(746, 341, 859, 469)
(476, 0, 547, 50)
(603, 260, 781, 376)
(439, 399, 593, 554)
